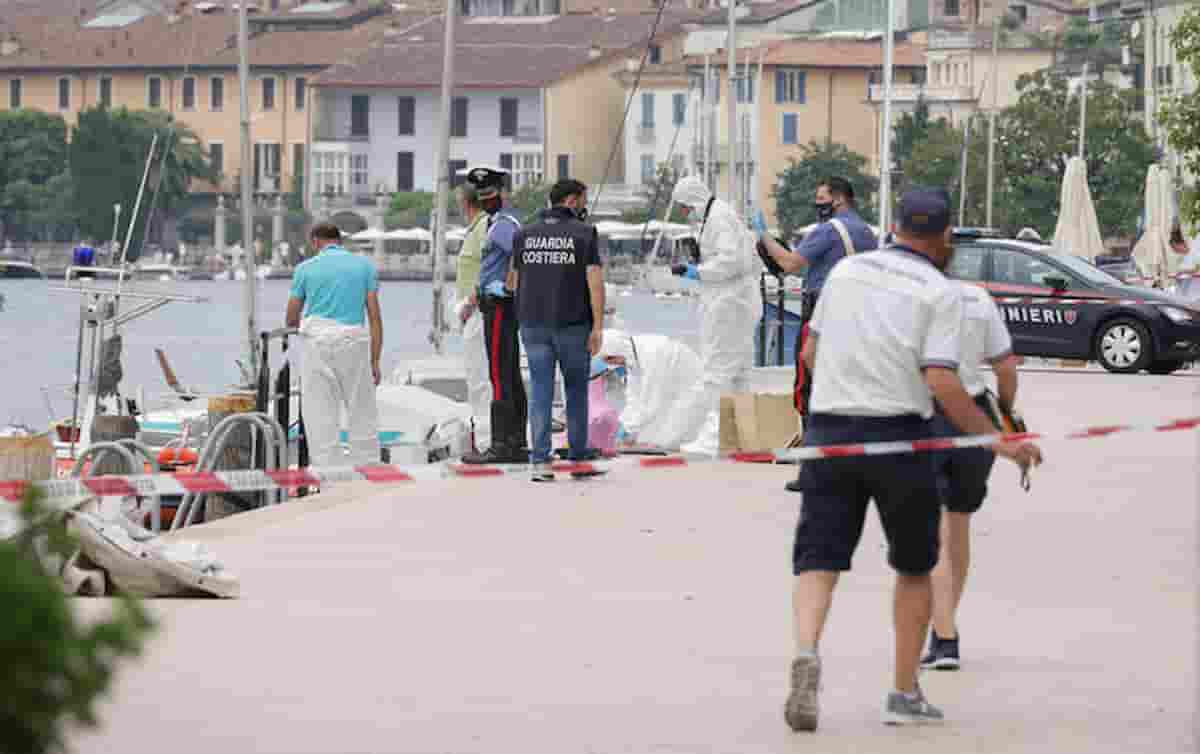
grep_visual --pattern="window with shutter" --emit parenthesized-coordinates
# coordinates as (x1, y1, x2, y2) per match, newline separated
(398, 96, 415, 136)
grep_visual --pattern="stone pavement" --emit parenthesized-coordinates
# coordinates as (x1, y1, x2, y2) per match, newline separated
(72, 371, 1197, 754)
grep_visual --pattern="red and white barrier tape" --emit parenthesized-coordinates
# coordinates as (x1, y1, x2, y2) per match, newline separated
(0, 459, 612, 503)
(3, 416, 1198, 502)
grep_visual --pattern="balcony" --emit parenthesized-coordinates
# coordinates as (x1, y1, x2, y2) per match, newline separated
(928, 29, 979, 50)
(868, 84, 977, 103)
(513, 125, 542, 145)
(313, 124, 371, 143)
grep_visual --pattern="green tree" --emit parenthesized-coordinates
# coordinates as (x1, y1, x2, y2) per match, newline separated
(1159, 5, 1200, 227)
(900, 114, 1007, 230)
(2, 485, 155, 754)
(385, 191, 436, 229)
(0, 110, 71, 241)
(998, 70, 1156, 239)
(892, 97, 938, 172)
(508, 182, 552, 224)
(771, 140, 879, 235)
(70, 107, 215, 259)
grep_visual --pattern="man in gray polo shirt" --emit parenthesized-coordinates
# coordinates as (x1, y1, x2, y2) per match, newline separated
(783, 188, 1042, 732)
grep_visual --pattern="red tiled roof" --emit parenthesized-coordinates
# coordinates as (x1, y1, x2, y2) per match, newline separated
(315, 9, 705, 88)
(686, 38, 926, 69)
(0, 4, 413, 71)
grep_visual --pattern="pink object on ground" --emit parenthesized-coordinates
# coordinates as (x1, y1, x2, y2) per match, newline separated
(587, 377, 620, 453)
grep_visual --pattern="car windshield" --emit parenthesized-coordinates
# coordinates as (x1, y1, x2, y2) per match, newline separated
(1047, 253, 1125, 286)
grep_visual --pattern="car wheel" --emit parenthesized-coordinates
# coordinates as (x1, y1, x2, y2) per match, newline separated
(1148, 360, 1185, 375)
(1094, 318, 1153, 374)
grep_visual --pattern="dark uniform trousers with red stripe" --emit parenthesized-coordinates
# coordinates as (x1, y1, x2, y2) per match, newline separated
(793, 290, 820, 426)
(479, 293, 528, 453)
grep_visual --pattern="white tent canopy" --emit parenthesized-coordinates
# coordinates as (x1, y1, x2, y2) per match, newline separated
(349, 227, 434, 242)
(1051, 156, 1106, 262)
(1131, 164, 1175, 286)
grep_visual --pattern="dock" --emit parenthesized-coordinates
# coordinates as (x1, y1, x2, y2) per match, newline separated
(71, 369, 1196, 753)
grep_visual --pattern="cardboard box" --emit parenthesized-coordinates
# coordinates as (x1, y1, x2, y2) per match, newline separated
(719, 393, 799, 453)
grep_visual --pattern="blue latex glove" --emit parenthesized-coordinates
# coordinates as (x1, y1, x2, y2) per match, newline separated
(483, 280, 508, 298)
(751, 210, 768, 237)
(685, 263, 700, 281)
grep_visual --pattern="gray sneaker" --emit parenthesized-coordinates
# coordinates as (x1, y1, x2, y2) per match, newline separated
(882, 685, 945, 726)
(783, 655, 821, 732)
(530, 463, 555, 482)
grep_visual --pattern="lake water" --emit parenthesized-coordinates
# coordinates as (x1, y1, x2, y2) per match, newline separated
(0, 278, 706, 426)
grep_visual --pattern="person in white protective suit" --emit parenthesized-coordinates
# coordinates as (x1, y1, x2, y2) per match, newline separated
(668, 176, 761, 454)
(286, 222, 383, 468)
(601, 328, 704, 450)
(453, 183, 492, 448)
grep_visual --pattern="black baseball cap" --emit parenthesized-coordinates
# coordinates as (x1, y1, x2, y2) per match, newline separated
(898, 187, 952, 235)
(466, 166, 508, 200)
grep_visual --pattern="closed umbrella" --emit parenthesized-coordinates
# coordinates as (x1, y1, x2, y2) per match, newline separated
(1051, 156, 1106, 263)
(1131, 164, 1175, 287)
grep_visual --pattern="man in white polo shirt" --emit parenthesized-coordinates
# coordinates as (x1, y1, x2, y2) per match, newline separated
(783, 188, 1042, 732)
(922, 281, 1020, 671)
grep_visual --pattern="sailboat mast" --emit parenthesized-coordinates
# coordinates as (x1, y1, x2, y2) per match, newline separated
(878, 0, 895, 235)
(429, 0, 459, 356)
(239, 0, 258, 378)
(726, 0, 737, 207)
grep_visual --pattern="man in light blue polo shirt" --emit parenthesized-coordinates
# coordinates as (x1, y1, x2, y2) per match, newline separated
(286, 222, 383, 468)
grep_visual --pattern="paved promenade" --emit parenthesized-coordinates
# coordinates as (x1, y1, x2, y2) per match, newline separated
(74, 371, 1197, 753)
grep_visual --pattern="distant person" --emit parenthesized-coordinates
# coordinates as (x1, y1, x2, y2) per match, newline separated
(454, 182, 492, 450)
(668, 175, 760, 456)
(461, 165, 528, 465)
(286, 222, 383, 468)
(511, 178, 605, 481)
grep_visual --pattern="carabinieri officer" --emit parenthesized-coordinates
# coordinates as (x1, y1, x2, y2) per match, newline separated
(782, 187, 1042, 733)
(461, 166, 528, 465)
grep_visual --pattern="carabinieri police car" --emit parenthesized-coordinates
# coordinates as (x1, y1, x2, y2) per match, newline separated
(947, 229, 1200, 375)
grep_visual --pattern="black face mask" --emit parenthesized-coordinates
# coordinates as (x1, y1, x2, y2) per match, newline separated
(815, 202, 835, 222)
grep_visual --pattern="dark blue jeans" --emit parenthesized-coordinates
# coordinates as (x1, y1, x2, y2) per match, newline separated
(521, 323, 591, 464)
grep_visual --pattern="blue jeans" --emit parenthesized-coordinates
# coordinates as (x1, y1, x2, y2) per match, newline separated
(521, 323, 591, 464)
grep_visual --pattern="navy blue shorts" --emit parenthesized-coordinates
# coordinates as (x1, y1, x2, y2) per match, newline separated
(791, 413, 942, 575)
(932, 394, 998, 515)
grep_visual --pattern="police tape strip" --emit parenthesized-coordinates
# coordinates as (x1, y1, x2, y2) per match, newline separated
(3, 416, 1198, 503)
(0, 460, 613, 503)
(728, 416, 1200, 464)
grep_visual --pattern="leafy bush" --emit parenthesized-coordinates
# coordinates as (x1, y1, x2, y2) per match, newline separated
(1, 486, 155, 754)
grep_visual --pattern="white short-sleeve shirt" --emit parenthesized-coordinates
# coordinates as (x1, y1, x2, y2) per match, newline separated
(808, 247, 964, 419)
(955, 281, 1013, 397)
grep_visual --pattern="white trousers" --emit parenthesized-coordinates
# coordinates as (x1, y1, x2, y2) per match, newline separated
(301, 335, 379, 468)
(462, 307, 492, 447)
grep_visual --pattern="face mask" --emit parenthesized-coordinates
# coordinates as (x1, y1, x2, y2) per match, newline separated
(815, 202, 835, 222)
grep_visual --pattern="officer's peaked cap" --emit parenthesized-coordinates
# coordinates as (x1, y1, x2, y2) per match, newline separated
(466, 165, 508, 199)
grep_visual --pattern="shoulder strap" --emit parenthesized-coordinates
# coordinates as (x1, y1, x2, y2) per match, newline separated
(829, 218, 856, 256)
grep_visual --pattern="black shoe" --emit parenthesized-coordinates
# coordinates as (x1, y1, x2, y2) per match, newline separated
(460, 446, 526, 465)
(920, 631, 960, 671)
(785, 463, 804, 493)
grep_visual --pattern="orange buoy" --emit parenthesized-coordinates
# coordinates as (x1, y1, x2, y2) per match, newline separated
(157, 447, 199, 467)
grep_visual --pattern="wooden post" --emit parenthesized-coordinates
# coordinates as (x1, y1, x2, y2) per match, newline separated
(205, 393, 259, 522)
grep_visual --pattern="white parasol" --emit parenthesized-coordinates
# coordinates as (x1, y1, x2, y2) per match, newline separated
(1130, 164, 1175, 286)
(1051, 156, 1106, 263)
